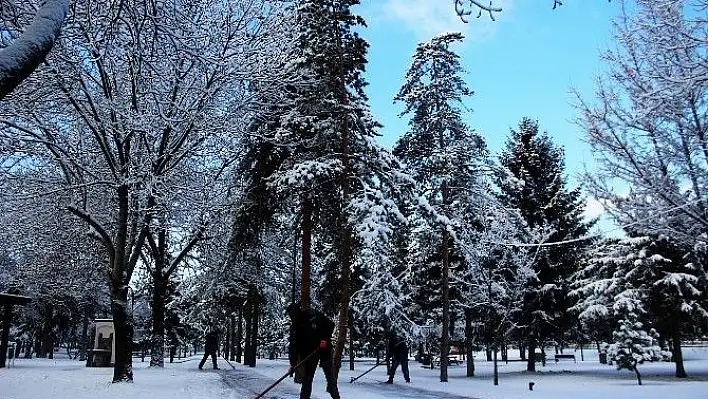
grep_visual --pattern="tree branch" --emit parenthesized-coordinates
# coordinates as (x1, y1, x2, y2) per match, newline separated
(66, 204, 116, 261)
(0, 0, 68, 99)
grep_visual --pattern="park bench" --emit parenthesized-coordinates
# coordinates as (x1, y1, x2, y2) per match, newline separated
(554, 354, 576, 362)
(433, 356, 462, 367)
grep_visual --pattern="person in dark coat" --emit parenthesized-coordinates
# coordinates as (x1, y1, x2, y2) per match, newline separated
(386, 329, 410, 383)
(287, 303, 340, 399)
(199, 328, 220, 370)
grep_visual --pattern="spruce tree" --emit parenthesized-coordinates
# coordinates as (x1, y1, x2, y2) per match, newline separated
(265, 0, 409, 376)
(393, 32, 486, 382)
(496, 118, 592, 371)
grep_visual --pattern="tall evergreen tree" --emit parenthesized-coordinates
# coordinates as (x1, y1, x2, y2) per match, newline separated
(393, 32, 486, 382)
(496, 118, 592, 371)
(262, 0, 409, 376)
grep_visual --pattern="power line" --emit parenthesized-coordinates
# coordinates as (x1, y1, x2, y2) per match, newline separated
(482, 196, 707, 248)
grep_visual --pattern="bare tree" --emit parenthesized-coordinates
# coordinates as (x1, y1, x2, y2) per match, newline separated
(0, 0, 297, 381)
(574, 0, 708, 246)
(0, 0, 68, 99)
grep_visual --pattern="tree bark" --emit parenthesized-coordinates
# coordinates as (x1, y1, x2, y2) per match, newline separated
(671, 330, 687, 378)
(440, 180, 450, 382)
(150, 276, 166, 367)
(527, 339, 536, 372)
(79, 316, 89, 361)
(349, 315, 355, 370)
(0, 0, 68, 99)
(300, 196, 313, 310)
(244, 285, 259, 367)
(109, 184, 135, 382)
(464, 309, 475, 377)
(235, 307, 243, 363)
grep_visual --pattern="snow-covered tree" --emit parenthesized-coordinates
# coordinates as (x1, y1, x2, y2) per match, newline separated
(574, 0, 708, 248)
(457, 201, 531, 382)
(572, 234, 706, 377)
(257, 0, 409, 376)
(608, 314, 663, 385)
(394, 31, 488, 382)
(496, 118, 593, 371)
(0, 0, 297, 382)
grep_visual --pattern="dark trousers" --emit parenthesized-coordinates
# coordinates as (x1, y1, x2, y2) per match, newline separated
(389, 355, 410, 382)
(299, 347, 339, 399)
(199, 350, 218, 369)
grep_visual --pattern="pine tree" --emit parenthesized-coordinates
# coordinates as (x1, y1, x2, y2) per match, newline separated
(265, 0, 409, 376)
(608, 314, 663, 386)
(497, 118, 593, 371)
(573, 234, 707, 378)
(393, 31, 486, 382)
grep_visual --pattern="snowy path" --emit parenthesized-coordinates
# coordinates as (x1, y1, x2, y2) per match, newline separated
(220, 359, 481, 399)
(2, 350, 708, 399)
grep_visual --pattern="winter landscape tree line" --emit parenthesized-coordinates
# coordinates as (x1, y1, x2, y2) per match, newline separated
(0, 0, 706, 389)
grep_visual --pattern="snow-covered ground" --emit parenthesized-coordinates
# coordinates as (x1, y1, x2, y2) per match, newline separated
(1, 348, 708, 399)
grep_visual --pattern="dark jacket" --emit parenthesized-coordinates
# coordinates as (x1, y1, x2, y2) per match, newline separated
(288, 308, 335, 365)
(388, 333, 408, 360)
(204, 331, 219, 352)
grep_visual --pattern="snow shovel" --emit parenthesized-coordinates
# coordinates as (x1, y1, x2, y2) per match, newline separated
(253, 349, 318, 399)
(349, 361, 381, 383)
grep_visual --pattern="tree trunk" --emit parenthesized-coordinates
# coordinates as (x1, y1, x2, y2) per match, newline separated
(332, 14, 352, 379)
(224, 315, 231, 361)
(671, 330, 687, 378)
(244, 285, 259, 367)
(440, 180, 450, 383)
(150, 276, 166, 367)
(464, 309, 475, 377)
(349, 315, 355, 370)
(235, 307, 243, 363)
(110, 287, 134, 382)
(229, 313, 236, 361)
(0, 0, 68, 99)
(110, 184, 135, 382)
(493, 347, 498, 386)
(40, 305, 54, 359)
(300, 196, 313, 310)
(527, 340, 536, 372)
(79, 316, 89, 362)
(633, 364, 643, 385)
(249, 293, 259, 367)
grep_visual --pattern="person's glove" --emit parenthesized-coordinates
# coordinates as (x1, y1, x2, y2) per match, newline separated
(319, 340, 328, 350)
(288, 365, 295, 376)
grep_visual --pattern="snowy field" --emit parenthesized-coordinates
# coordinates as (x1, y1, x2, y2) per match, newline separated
(1, 348, 708, 399)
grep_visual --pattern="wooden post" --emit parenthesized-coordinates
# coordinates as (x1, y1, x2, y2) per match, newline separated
(0, 304, 12, 368)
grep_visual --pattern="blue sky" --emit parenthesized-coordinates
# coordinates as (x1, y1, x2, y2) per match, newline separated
(355, 0, 624, 225)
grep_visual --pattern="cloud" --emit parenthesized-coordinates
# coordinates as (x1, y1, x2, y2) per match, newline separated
(380, 0, 513, 42)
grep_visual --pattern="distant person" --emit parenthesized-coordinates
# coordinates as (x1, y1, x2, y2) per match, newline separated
(287, 302, 340, 399)
(386, 329, 410, 383)
(199, 328, 220, 370)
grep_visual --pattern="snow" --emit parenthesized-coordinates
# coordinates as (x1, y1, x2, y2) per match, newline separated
(2, 348, 708, 399)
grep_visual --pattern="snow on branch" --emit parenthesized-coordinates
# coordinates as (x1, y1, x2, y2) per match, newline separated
(0, 0, 68, 99)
